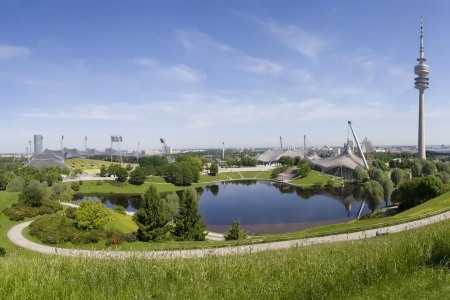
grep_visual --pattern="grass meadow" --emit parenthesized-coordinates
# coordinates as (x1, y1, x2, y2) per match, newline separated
(2, 219, 450, 299)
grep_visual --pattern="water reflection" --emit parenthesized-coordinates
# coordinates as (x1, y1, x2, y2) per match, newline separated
(74, 180, 389, 235)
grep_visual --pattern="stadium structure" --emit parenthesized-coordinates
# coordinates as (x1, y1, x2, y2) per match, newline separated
(24, 147, 143, 169)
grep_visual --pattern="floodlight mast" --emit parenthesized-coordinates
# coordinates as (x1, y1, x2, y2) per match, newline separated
(348, 121, 369, 170)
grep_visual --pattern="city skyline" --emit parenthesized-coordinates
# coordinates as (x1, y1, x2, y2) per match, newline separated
(2, 1, 450, 152)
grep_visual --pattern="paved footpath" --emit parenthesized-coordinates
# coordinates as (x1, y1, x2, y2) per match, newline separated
(7, 211, 450, 259)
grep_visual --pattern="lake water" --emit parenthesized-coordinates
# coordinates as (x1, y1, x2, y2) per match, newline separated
(73, 180, 388, 235)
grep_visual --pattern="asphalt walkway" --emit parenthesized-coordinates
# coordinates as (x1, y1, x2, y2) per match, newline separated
(7, 210, 450, 259)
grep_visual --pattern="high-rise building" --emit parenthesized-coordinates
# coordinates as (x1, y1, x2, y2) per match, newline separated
(34, 135, 43, 154)
(414, 17, 430, 159)
(361, 137, 373, 153)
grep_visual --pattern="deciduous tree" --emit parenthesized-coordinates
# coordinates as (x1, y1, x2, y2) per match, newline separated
(74, 200, 111, 230)
(362, 180, 384, 213)
(209, 161, 219, 176)
(390, 168, 404, 186)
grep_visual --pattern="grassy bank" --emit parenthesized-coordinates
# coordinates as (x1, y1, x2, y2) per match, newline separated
(2, 220, 450, 299)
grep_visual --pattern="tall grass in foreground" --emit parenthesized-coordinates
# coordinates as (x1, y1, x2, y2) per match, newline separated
(1, 220, 450, 299)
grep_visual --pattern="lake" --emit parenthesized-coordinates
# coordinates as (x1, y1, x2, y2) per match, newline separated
(74, 180, 388, 235)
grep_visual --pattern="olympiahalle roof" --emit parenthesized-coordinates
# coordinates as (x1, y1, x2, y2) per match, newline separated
(309, 144, 365, 172)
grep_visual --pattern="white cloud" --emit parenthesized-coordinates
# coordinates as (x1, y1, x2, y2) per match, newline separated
(133, 57, 157, 66)
(237, 57, 283, 74)
(235, 13, 327, 60)
(177, 30, 283, 75)
(164, 64, 206, 83)
(0, 44, 30, 59)
(266, 22, 327, 60)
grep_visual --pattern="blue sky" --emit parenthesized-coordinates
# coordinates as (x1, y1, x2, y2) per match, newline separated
(1, 0, 450, 153)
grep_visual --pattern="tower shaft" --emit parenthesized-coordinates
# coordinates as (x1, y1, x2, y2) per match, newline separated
(414, 17, 429, 160)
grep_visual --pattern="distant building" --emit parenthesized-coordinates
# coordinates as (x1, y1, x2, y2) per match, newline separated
(360, 137, 373, 153)
(34, 135, 43, 154)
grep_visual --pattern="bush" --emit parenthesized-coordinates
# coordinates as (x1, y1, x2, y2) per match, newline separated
(312, 182, 324, 188)
(3, 200, 63, 221)
(75, 230, 101, 244)
(105, 237, 123, 245)
(0, 247, 6, 257)
(79, 180, 84, 185)
(96, 180, 103, 186)
(113, 205, 126, 215)
(121, 233, 137, 243)
(326, 179, 334, 187)
(105, 228, 123, 239)
(65, 207, 78, 219)
(71, 182, 80, 191)
(29, 216, 77, 244)
(224, 220, 247, 241)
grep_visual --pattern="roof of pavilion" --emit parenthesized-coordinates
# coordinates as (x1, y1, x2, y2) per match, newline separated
(254, 149, 306, 164)
(309, 145, 365, 172)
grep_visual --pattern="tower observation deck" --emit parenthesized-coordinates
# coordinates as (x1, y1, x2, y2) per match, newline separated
(414, 17, 429, 159)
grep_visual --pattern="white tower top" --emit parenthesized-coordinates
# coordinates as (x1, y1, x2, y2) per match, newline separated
(414, 16, 429, 90)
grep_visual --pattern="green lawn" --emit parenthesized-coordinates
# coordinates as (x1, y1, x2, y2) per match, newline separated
(220, 172, 243, 179)
(107, 211, 138, 233)
(197, 173, 229, 183)
(240, 171, 264, 179)
(289, 170, 332, 185)
(144, 176, 168, 183)
(254, 170, 273, 180)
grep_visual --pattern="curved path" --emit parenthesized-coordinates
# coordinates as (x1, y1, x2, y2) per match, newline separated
(8, 211, 450, 259)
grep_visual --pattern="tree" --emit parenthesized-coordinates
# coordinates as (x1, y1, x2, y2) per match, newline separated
(390, 168, 404, 186)
(422, 160, 436, 175)
(126, 164, 133, 171)
(362, 180, 384, 213)
(439, 172, 450, 184)
(18, 180, 46, 207)
(51, 181, 67, 200)
(173, 187, 207, 241)
(411, 159, 423, 177)
(134, 185, 169, 241)
(6, 176, 25, 192)
(397, 175, 448, 210)
(60, 190, 73, 203)
(436, 162, 450, 174)
(379, 176, 394, 206)
(209, 161, 219, 176)
(61, 167, 71, 176)
(128, 167, 147, 185)
(368, 168, 383, 182)
(279, 156, 294, 166)
(224, 219, 247, 241)
(74, 200, 111, 230)
(353, 166, 366, 183)
(297, 159, 311, 178)
(115, 167, 128, 183)
(163, 192, 180, 221)
(100, 166, 108, 177)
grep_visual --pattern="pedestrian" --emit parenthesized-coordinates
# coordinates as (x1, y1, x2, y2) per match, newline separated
(376, 229, 380, 237)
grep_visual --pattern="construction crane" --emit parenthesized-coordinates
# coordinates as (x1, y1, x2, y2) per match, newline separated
(348, 121, 369, 170)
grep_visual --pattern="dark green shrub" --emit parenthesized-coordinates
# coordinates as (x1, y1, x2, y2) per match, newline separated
(96, 180, 103, 186)
(224, 220, 247, 241)
(0, 247, 6, 257)
(65, 207, 78, 219)
(121, 233, 137, 242)
(71, 182, 80, 191)
(79, 180, 83, 185)
(113, 205, 126, 215)
(76, 230, 101, 244)
(29, 216, 77, 244)
(105, 228, 123, 239)
(3, 201, 63, 221)
(312, 182, 324, 188)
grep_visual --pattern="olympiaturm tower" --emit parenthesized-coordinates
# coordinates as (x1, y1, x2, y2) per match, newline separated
(414, 17, 429, 159)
